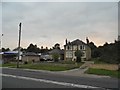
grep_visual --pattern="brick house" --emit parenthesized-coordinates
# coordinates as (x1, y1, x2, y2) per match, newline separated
(64, 39, 91, 61)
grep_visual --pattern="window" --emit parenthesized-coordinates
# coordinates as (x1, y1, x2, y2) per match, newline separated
(83, 45, 85, 50)
(66, 51, 72, 58)
(80, 45, 85, 50)
(80, 45, 82, 50)
(82, 51, 86, 58)
(67, 46, 69, 50)
(67, 46, 71, 50)
(73, 46, 77, 50)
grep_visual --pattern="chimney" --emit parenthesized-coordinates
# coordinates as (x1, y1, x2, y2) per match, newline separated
(66, 39, 68, 45)
(86, 37, 89, 44)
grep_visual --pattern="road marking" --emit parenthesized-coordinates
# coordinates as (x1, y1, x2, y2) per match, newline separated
(0, 73, 103, 89)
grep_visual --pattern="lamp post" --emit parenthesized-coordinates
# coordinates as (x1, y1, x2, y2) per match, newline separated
(0, 34, 3, 62)
(17, 22, 22, 68)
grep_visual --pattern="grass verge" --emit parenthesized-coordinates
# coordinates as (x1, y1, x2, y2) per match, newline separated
(2, 63, 17, 67)
(85, 68, 120, 78)
(2, 62, 83, 71)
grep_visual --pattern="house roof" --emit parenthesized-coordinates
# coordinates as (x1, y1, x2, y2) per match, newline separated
(65, 39, 87, 46)
(64, 39, 91, 49)
(49, 49, 64, 54)
(70, 39, 87, 45)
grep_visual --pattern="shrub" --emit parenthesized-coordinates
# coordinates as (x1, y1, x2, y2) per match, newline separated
(24, 61, 28, 64)
(52, 53, 59, 62)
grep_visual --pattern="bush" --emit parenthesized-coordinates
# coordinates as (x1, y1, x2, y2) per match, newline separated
(52, 53, 59, 62)
(75, 50, 83, 62)
(24, 61, 28, 64)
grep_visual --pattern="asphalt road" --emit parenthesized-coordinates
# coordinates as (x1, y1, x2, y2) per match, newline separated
(2, 76, 73, 88)
(1, 68, 119, 89)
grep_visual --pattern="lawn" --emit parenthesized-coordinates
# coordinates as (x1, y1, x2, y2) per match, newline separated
(2, 62, 83, 71)
(2, 63, 17, 67)
(85, 68, 120, 78)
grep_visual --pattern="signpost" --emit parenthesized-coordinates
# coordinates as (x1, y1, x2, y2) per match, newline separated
(17, 22, 22, 68)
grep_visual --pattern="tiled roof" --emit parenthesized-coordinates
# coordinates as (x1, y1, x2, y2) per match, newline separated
(70, 39, 87, 45)
(65, 39, 87, 46)
(49, 49, 64, 54)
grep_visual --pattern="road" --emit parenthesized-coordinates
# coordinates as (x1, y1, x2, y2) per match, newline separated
(1, 68, 119, 89)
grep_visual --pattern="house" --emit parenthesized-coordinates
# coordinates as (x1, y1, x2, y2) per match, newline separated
(64, 39, 91, 61)
(22, 52, 40, 62)
(2, 51, 22, 63)
(49, 49, 64, 60)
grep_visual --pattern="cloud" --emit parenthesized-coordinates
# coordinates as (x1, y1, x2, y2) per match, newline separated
(2, 2, 118, 49)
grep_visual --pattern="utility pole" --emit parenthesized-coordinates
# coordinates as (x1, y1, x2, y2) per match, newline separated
(17, 22, 22, 68)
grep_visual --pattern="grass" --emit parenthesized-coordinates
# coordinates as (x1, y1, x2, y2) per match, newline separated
(20, 63, 78, 71)
(85, 68, 120, 78)
(2, 63, 17, 67)
(2, 62, 83, 71)
(60, 60, 77, 64)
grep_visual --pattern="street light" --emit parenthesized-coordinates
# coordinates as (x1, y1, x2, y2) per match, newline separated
(17, 22, 22, 68)
(0, 34, 3, 62)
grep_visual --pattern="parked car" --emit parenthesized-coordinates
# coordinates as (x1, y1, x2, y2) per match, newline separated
(40, 55, 53, 61)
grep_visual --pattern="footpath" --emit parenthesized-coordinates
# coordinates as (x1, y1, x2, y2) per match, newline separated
(55, 61, 110, 78)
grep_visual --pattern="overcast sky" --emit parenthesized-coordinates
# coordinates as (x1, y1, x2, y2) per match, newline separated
(2, 2, 118, 50)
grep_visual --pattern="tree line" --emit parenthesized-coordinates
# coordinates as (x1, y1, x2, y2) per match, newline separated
(88, 40, 120, 64)
(2, 43, 61, 54)
(2, 40, 120, 64)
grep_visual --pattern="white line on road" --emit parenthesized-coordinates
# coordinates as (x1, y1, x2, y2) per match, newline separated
(0, 73, 103, 89)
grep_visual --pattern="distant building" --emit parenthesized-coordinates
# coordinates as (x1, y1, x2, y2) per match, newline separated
(2, 51, 22, 63)
(64, 39, 91, 61)
(22, 52, 40, 62)
(49, 49, 64, 60)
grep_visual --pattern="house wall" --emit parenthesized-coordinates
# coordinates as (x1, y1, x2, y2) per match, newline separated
(22, 56, 40, 62)
(64, 44, 91, 61)
(85, 46, 91, 60)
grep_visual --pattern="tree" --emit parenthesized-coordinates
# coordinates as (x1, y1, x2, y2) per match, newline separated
(2, 48, 6, 52)
(88, 42, 97, 58)
(27, 43, 35, 52)
(41, 46, 43, 49)
(52, 53, 59, 62)
(104, 42, 108, 46)
(26, 43, 40, 53)
(2, 48, 10, 52)
(97, 41, 119, 64)
(53, 43, 60, 49)
(93, 48, 101, 58)
(75, 50, 83, 62)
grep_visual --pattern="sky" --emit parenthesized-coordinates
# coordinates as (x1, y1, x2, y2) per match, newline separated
(1, 1, 118, 50)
